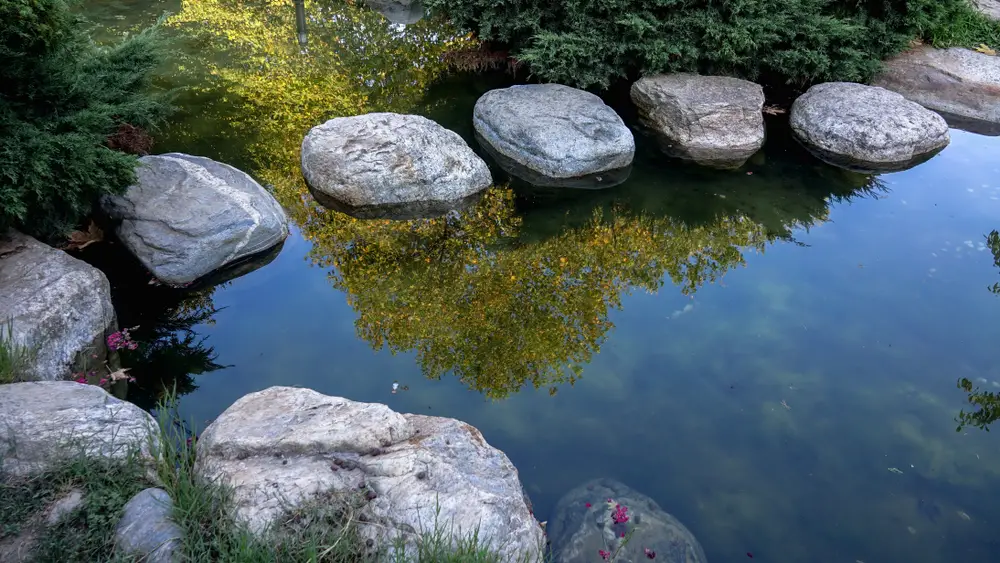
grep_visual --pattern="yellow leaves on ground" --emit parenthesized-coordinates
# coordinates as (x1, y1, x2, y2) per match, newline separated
(974, 44, 996, 56)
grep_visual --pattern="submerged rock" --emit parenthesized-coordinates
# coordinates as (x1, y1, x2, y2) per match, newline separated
(195, 386, 544, 562)
(301, 113, 492, 215)
(790, 82, 949, 172)
(873, 47, 1000, 136)
(0, 382, 159, 476)
(631, 73, 765, 168)
(473, 84, 634, 181)
(548, 478, 707, 563)
(0, 230, 115, 381)
(116, 488, 183, 563)
(102, 153, 289, 286)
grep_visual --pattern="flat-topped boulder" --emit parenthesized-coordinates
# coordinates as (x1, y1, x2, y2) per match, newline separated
(102, 153, 289, 286)
(0, 382, 159, 476)
(631, 73, 765, 168)
(0, 230, 115, 381)
(548, 478, 708, 563)
(873, 46, 1000, 135)
(301, 113, 492, 217)
(473, 84, 634, 182)
(790, 82, 949, 172)
(194, 386, 544, 561)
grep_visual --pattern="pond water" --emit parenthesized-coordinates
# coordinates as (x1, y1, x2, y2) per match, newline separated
(83, 1, 1000, 562)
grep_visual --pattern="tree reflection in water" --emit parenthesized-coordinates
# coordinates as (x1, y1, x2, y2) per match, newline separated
(162, 0, 891, 399)
(955, 229, 1000, 432)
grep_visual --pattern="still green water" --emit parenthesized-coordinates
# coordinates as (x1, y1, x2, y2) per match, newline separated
(84, 1, 1000, 561)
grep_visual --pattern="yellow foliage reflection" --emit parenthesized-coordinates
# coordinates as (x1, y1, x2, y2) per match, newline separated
(165, 0, 854, 399)
(296, 186, 772, 398)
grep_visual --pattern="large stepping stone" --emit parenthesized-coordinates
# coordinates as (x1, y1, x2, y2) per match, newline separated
(874, 46, 1000, 136)
(102, 153, 289, 286)
(301, 113, 492, 218)
(631, 73, 765, 168)
(473, 84, 634, 184)
(790, 82, 949, 172)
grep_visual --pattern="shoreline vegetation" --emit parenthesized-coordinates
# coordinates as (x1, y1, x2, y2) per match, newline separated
(0, 390, 538, 562)
(423, 0, 1000, 89)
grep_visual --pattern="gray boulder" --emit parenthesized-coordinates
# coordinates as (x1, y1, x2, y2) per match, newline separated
(790, 82, 950, 172)
(195, 387, 544, 562)
(0, 382, 159, 476)
(102, 153, 289, 286)
(631, 73, 765, 168)
(873, 47, 1000, 136)
(473, 84, 634, 181)
(301, 113, 492, 216)
(974, 0, 1000, 19)
(0, 230, 115, 381)
(367, 0, 423, 24)
(548, 478, 707, 563)
(116, 488, 183, 563)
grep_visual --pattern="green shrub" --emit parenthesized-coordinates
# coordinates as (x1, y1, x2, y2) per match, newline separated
(424, 0, 1000, 89)
(0, 0, 171, 240)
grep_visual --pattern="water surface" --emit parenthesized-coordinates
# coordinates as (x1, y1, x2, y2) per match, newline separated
(84, 1, 1000, 561)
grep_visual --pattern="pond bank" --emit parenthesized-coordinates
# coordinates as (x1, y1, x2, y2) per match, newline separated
(0, 381, 705, 562)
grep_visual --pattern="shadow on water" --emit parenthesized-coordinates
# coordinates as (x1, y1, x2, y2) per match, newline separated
(79, 239, 236, 409)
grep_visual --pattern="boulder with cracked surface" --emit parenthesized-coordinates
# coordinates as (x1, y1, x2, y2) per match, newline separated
(0, 382, 159, 476)
(0, 230, 116, 381)
(873, 46, 1000, 136)
(194, 386, 544, 561)
(631, 73, 765, 168)
(101, 153, 289, 286)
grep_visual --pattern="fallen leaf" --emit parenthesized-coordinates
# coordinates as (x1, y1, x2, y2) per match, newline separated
(763, 104, 787, 115)
(64, 221, 103, 251)
(975, 43, 996, 56)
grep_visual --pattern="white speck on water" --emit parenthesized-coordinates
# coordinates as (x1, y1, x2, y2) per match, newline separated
(929, 268, 937, 273)
(990, 196, 999, 201)
(964, 241, 975, 248)
(992, 381, 1000, 388)
(978, 377, 988, 383)
(967, 188, 975, 192)
(931, 252, 937, 257)
(982, 184, 990, 188)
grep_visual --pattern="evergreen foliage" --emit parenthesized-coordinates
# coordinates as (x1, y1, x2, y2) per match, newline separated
(0, 0, 170, 240)
(424, 0, 1000, 89)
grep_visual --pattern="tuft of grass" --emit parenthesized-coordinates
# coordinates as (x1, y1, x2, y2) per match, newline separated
(0, 452, 150, 562)
(388, 509, 535, 563)
(0, 318, 37, 384)
(925, 2, 1000, 49)
(152, 393, 373, 562)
